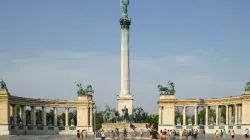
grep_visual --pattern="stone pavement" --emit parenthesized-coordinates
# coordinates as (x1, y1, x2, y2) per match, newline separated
(0, 134, 245, 140)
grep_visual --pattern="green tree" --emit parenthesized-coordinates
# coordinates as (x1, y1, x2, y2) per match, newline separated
(95, 111, 104, 131)
(145, 114, 158, 128)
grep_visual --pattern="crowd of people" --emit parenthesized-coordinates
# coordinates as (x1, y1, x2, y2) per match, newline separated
(75, 127, 250, 140)
(76, 129, 88, 140)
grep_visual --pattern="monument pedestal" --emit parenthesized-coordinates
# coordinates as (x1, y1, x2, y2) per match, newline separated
(117, 95, 133, 116)
(101, 123, 149, 132)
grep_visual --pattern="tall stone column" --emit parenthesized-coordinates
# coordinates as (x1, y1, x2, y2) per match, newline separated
(205, 106, 209, 125)
(65, 107, 69, 126)
(20, 105, 26, 125)
(194, 106, 198, 125)
(216, 105, 219, 125)
(234, 104, 238, 124)
(117, 17, 133, 116)
(183, 106, 186, 125)
(42, 107, 46, 126)
(53, 107, 58, 126)
(13, 104, 17, 124)
(226, 105, 229, 124)
(31, 106, 36, 125)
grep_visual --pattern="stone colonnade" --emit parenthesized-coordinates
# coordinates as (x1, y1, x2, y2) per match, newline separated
(158, 90, 250, 134)
(159, 104, 242, 126)
(0, 89, 94, 135)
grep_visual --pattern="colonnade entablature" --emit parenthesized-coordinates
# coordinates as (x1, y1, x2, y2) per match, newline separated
(157, 82, 250, 134)
(0, 87, 95, 135)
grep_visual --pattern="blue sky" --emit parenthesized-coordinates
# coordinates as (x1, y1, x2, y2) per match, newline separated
(0, 0, 250, 113)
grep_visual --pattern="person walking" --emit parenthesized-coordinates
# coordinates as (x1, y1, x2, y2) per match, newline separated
(76, 130, 81, 140)
(101, 129, 105, 140)
(150, 128, 159, 140)
(245, 128, 249, 140)
(215, 130, 219, 140)
(231, 130, 235, 139)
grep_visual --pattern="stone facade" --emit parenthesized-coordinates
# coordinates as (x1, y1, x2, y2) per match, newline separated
(0, 89, 94, 135)
(158, 87, 250, 134)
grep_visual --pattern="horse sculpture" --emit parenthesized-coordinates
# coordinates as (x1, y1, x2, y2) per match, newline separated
(157, 80, 175, 95)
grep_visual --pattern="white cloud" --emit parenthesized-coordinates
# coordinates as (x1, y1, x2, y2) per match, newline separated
(0, 50, 248, 114)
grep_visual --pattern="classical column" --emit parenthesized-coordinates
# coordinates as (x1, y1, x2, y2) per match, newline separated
(238, 105, 242, 124)
(13, 104, 17, 124)
(20, 105, 26, 125)
(65, 107, 69, 126)
(90, 107, 93, 126)
(205, 106, 209, 125)
(226, 105, 229, 125)
(42, 107, 46, 126)
(31, 106, 36, 125)
(158, 106, 162, 124)
(183, 106, 186, 125)
(216, 105, 219, 125)
(234, 104, 238, 124)
(229, 105, 232, 124)
(194, 106, 198, 125)
(218, 106, 222, 124)
(53, 107, 58, 126)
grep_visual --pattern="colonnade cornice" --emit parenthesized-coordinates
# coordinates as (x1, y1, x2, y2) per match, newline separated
(8, 95, 94, 108)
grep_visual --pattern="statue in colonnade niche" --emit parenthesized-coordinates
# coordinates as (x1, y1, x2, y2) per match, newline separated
(199, 118, 203, 125)
(48, 119, 52, 126)
(188, 118, 192, 125)
(177, 117, 181, 125)
(75, 82, 94, 96)
(59, 118, 64, 126)
(231, 116, 235, 124)
(210, 116, 215, 125)
(157, 80, 175, 95)
(220, 116, 225, 125)
(70, 118, 75, 126)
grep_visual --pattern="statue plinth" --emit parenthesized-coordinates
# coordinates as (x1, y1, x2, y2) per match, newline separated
(77, 95, 92, 101)
(101, 122, 149, 132)
(159, 94, 175, 100)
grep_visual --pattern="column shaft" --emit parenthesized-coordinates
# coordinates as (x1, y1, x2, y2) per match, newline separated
(238, 105, 242, 124)
(42, 107, 46, 126)
(235, 104, 238, 124)
(31, 106, 36, 125)
(65, 107, 69, 126)
(120, 27, 130, 95)
(194, 106, 198, 125)
(205, 106, 209, 125)
(216, 105, 219, 125)
(226, 105, 229, 125)
(158, 106, 162, 124)
(218, 106, 222, 124)
(54, 107, 58, 126)
(183, 106, 186, 125)
(21, 105, 26, 125)
(90, 107, 93, 126)
(13, 105, 17, 124)
(229, 105, 232, 124)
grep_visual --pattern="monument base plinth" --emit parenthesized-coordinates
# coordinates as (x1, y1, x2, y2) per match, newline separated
(101, 123, 149, 132)
(117, 95, 133, 116)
